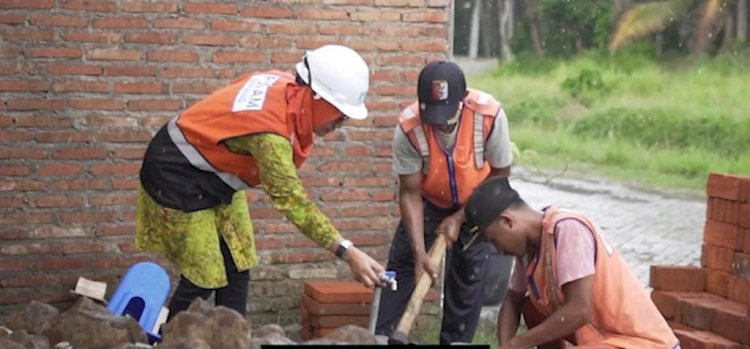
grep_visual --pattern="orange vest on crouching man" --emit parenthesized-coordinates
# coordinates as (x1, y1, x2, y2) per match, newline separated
(398, 89, 502, 209)
(528, 206, 679, 349)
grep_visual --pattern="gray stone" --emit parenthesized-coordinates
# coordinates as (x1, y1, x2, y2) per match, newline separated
(153, 338, 212, 349)
(250, 334, 296, 349)
(3, 301, 60, 335)
(162, 304, 251, 349)
(253, 324, 285, 339)
(302, 338, 342, 345)
(205, 307, 252, 349)
(7, 330, 50, 349)
(162, 312, 214, 345)
(0, 339, 25, 349)
(283, 323, 302, 342)
(0, 326, 11, 339)
(114, 343, 154, 349)
(323, 325, 378, 344)
(186, 297, 212, 315)
(44, 297, 147, 349)
(375, 334, 389, 345)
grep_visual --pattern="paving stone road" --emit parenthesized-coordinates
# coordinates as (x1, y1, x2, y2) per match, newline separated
(478, 169, 707, 322)
(452, 59, 707, 326)
(511, 171, 706, 284)
(454, 58, 706, 286)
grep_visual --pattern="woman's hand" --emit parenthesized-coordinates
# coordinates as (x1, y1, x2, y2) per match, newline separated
(344, 246, 386, 288)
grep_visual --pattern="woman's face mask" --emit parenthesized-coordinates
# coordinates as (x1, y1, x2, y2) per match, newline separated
(311, 95, 348, 137)
(314, 114, 349, 137)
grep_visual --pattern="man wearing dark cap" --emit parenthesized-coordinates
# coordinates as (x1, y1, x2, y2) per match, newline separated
(375, 61, 514, 344)
(463, 177, 680, 349)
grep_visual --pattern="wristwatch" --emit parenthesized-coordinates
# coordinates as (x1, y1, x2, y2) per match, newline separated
(335, 239, 353, 259)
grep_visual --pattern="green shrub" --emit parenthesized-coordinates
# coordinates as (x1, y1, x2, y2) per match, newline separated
(656, 152, 711, 177)
(571, 108, 750, 157)
(601, 144, 631, 166)
(505, 97, 566, 127)
(470, 52, 750, 191)
(561, 68, 611, 106)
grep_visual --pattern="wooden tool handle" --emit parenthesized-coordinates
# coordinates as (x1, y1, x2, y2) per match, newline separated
(394, 233, 448, 336)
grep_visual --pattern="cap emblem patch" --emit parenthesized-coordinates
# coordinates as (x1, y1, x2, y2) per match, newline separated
(431, 80, 448, 101)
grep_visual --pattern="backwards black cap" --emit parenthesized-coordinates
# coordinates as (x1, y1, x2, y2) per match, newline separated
(462, 176, 520, 251)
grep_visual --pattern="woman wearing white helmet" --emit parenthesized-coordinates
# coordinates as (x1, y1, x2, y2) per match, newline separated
(136, 45, 384, 320)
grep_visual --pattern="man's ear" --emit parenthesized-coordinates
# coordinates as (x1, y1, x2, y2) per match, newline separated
(500, 212, 513, 229)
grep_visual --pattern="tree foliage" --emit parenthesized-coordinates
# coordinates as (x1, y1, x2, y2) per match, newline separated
(491, 0, 747, 58)
(511, 0, 615, 56)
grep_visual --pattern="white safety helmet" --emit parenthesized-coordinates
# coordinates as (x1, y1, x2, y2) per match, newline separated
(295, 45, 369, 120)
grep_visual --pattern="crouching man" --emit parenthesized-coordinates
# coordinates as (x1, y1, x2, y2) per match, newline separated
(462, 177, 680, 349)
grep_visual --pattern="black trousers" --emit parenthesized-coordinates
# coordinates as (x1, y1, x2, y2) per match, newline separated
(375, 200, 493, 344)
(166, 237, 250, 321)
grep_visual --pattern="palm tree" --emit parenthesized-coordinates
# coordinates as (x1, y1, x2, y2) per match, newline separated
(609, 0, 728, 54)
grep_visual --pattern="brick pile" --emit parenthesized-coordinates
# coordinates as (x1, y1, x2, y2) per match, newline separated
(650, 173, 750, 349)
(299, 280, 441, 340)
(300, 281, 373, 340)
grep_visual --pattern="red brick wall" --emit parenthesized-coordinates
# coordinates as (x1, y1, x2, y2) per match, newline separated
(0, 0, 451, 323)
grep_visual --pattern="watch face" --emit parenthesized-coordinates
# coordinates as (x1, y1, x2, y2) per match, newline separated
(336, 240, 353, 259)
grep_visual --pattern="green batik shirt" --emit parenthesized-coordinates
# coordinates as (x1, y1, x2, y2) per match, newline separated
(135, 133, 341, 288)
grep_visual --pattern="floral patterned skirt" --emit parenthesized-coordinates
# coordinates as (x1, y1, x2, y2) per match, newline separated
(135, 184, 258, 288)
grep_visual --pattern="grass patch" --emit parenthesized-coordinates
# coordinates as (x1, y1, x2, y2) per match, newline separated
(510, 125, 742, 191)
(469, 51, 750, 190)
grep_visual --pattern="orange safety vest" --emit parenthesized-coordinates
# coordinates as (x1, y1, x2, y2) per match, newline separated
(527, 206, 679, 349)
(398, 89, 502, 209)
(169, 70, 314, 189)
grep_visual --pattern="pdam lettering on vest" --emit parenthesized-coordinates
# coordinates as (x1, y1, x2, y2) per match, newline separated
(233, 74, 280, 112)
(141, 71, 314, 212)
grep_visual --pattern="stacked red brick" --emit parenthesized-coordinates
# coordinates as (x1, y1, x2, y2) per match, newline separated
(299, 280, 441, 340)
(300, 281, 373, 340)
(650, 173, 750, 349)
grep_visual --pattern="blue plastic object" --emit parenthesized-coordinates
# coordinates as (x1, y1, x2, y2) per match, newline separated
(107, 261, 170, 343)
(369, 270, 398, 334)
(382, 271, 397, 290)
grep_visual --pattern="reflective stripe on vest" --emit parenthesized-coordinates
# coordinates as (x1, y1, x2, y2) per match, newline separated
(402, 106, 431, 172)
(398, 90, 500, 208)
(405, 109, 487, 174)
(473, 110, 485, 169)
(472, 91, 493, 169)
(166, 116, 250, 190)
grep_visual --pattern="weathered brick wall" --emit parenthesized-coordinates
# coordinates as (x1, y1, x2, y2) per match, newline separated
(0, 0, 451, 324)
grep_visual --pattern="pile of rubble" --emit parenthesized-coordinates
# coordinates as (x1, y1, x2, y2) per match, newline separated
(0, 297, 381, 349)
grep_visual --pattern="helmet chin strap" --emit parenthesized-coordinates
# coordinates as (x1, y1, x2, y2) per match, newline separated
(304, 55, 312, 86)
(305, 55, 324, 101)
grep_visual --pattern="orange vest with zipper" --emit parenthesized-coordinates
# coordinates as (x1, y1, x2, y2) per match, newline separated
(398, 89, 501, 209)
(527, 206, 679, 349)
(175, 70, 305, 188)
